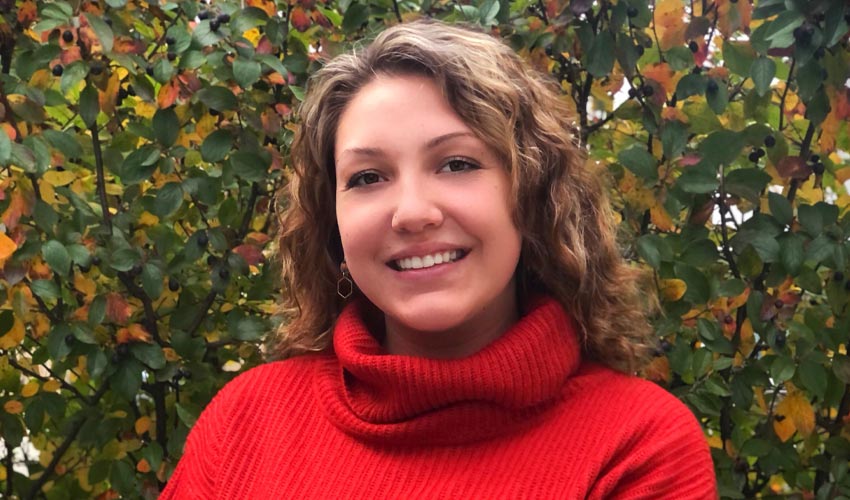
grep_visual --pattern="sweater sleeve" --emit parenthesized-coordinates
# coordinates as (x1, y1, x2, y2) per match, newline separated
(159, 387, 230, 499)
(588, 382, 718, 500)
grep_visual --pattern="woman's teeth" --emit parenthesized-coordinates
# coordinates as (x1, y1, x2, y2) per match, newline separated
(396, 250, 462, 270)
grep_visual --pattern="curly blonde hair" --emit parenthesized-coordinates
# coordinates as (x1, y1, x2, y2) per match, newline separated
(270, 19, 654, 372)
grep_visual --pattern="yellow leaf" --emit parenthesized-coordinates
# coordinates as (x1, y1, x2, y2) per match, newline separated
(739, 318, 755, 357)
(74, 273, 97, 301)
(42, 379, 61, 392)
(135, 101, 157, 119)
(660, 279, 687, 301)
(774, 391, 815, 442)
(135, 416, 152, 435)
(138, 211, 160, 227)
(0, 232, 18, 262)
(728, 287, 751, 310)
(4, 400, 23, 414)
(653, 0, 686, 50)
(651, 203, 675, 232)
(163, 347, 180, 362)
(243, 27, 261, 46)
(0, 315, 25, 349)
(21, 380, 40, 397)
(835, 167, 850, 185)
(42, 170, 78, 187)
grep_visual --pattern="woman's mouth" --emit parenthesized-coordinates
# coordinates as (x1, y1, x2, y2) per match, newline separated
(388, 250, 468, 271)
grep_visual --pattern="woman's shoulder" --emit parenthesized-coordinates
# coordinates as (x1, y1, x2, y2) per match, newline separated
(204, 353, 327, 415)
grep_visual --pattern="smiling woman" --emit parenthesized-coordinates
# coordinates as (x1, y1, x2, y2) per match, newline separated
(161, 20, 717, 498)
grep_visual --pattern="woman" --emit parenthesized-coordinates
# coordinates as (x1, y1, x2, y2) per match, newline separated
(162, 20, 717, 498)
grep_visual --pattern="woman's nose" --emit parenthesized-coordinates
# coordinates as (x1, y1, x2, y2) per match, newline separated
(390, 180, 444, 233)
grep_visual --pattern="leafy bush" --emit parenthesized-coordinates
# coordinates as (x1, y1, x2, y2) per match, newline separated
(0, 0, 848, 498)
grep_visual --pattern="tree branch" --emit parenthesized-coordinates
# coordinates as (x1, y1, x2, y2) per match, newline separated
(90, 124, 112, 235)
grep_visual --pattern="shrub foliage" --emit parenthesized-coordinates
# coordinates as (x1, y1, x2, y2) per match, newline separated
(1, 0, 849, 497)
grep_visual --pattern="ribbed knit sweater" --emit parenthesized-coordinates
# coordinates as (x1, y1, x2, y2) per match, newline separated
(161, 298, 717, 499)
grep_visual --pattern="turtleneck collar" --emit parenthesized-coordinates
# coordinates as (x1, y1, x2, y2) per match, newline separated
(314, 297, 582, 446)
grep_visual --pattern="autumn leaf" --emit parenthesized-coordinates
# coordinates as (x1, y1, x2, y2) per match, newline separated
(135, 416, 152, 435)
(291, 7, 312, 32)
(106, 293, 132, 324)
(659, 279, 687, 301)
(775, 156, 811, 180)
(3, 400, 24, 414)
(774, 390, 815, 442)
(0, 232, 18, 263)
(234, 244, 265, 266)
(116, 324, 152, 344)
(0, 314, 25, 349)
(653, 0, 686, 50)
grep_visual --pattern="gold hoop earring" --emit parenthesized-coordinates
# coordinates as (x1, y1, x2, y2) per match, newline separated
(337, 261, 353, 299)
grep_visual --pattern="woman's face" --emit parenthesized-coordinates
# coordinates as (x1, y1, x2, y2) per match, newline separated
(334, 74, 522, 358)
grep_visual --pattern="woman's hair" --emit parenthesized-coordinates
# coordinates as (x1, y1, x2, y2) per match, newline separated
(270, 19, 654, 372)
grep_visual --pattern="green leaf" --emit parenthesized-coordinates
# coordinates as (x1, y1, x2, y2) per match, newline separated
(618, 145, 657, 181)
(661, 120, 688, 160)
(584, 31, 615, 78)
(110, 249, 140, 272)
(130, 343, 166, 370)
(42, 129, 83, 159)
(675, 73, 706, 100)
(233, 58, 262, 89)
(676, 164, 718, 194)
(175, 402, 198, 427)
(83, 13, 114, 53)
(141, 264, 163, 300)
(229, 151, 270, 182)
(725, 168, 771, 203)
(750, 56, 776, 97)
(770, 355, 796, 382)
(201, 129, 233, 162)
(79, 84, 100, 128)
(780, 233, 805, 276)
(699, 130, 745, 166)
(47, 324, 72, 360)
(833, 355, 850, 384)
(797, 358, 827, 399)
(0, 127, 11, 165)
(42, 240, 72, 277)
(112, 359, 144, 400)
(342, 3, 369, 33)
(705, 79, 728, 115)
(152, 107, 179, 148)
(120, 145, 160, 184)
(31, 279, 61, 301)
(227, 310, 267, 341)
(636, 234, 672, 269)
(722, 40, 755, 77)
(768, 192, 793, 226)
(154, 182, 184, 218)
(197, 86, 238, 111)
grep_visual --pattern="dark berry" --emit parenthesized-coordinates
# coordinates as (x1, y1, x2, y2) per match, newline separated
(217, 13, 230, 23)
(179, 367, 192, 379)
(209, 108, 220, 117)
(79, 263, 91, 273)
(167, 52, 176, 61)
(116, 343, 129, 357)
(845, 280, 850, 291)
(168, 277, 179, 292)
(130, 263, 142, 276)
(660, 339, 672, 352)
(210, 19, 220, 31)
(748, 151, 760, 162)
(146, 65, 154, 76)
(90, 63, 104, 75)
(127, 85, 136, 96)
(775, 332, 787, 348)
(813, 162, 825, 175)
(757, 148, 766, 158)
(65, 334, 75, 345)
(706, 79, 718, 92)
(62, 30, 74, 43)
(627, 6, 639, 17)
(641, 84, 654, 97)
(198, 10, 210, 20)
(692, 66, 703, 75)
(814, 47, 825, 59)
(688, 41, 699, 53)
(104, 17, 112, 26)
(165, 36, 176, 45)
(206, 255, 217, 266)
(835, 271, 845, 282)
(724, 315, 734, 324)
(764, 135, 776, 147)
(92, 256, 101, 266)
(52, 64, 63, 76)
(197, 231, 209, 247)
(810, 154, 820, 163)
(628, 87, 637, 98)
(636, 44, 645, 56)
(774, 299, 784, 308)
(218, 267, 230, 280)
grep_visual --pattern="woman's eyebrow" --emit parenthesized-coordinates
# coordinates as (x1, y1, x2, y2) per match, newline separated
(338, 131, 477, 162)
(424, 131, 477, 150)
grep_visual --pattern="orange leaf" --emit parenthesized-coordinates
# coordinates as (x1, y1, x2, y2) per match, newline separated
(21, 380, 40, 398)
(650, 203, 675, 232)
(157, 80, 179, 109)
(116, 323, 152, 344)
(106, 293, 132, 324)
(2, 188, 34, 231)
(136, 458, 151, 473)
(3, 401, 23, 414)
(0, 314, 24, 349)
(113, 36, 146, 55)
(644, 356, 670, 383)
(774, 391, 815, 442)
(642, 63, 678, 97)
(135, 416, 152, 435)
(17, 0, 37, 24)
(0, 232, 18, 262)
(233, 244, 265, 266)
(290, 7, 311, 32)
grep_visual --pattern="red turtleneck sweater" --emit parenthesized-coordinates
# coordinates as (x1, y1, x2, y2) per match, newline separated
(161, 298, 717, 498)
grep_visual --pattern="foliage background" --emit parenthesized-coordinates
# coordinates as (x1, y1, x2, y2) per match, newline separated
(0, 0, 849, 497)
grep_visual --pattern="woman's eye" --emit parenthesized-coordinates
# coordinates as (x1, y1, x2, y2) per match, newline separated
(441, 158, 479, 173)
(347, 171, 382, 188)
